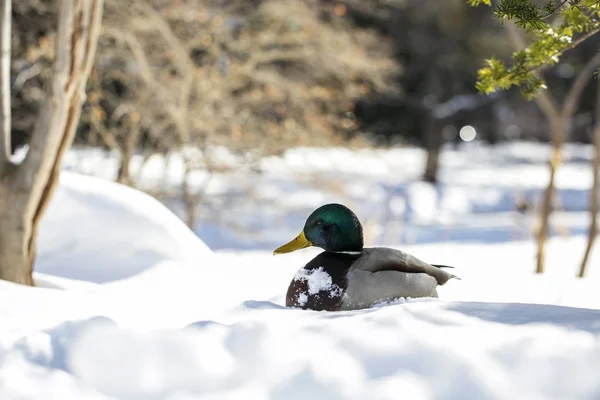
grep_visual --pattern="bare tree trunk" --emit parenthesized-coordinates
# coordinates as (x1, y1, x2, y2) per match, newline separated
(0, 0, 11, 164)
(506, 22, 559, 274)
(423, 118, 442, 183)
(182, 163, 196, 229)
(134, 151, 154, 185)
(116, 115, 141, 187)
(116, 153, 132, 185)
(0, 0, 104, 285)
(578, 79, 600, 278)
(534, 56, 600, 274)
(535, 121, 564, 273)
(506, 21, 600, 273)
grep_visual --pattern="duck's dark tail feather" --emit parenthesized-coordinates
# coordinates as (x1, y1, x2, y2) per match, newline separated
(432, 264, 461, 281)
(432, 264, 454, 269)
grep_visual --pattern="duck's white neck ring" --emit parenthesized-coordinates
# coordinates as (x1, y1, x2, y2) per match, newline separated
(330, 250, 363, 255)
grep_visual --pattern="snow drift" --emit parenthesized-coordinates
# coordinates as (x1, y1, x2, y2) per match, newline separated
(0, 145, 598, 400)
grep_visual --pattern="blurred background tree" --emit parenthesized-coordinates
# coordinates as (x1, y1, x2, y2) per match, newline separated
(2, 0, 103, 285)
(469, 0, 600, 276)
(12, 0, 600, 158)
(13, 0, 399, 157)
(9, 0, 600, 274)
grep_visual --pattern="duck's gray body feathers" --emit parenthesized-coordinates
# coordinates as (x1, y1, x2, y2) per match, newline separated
(338, 247, 454, 310)
(340, 269, 439, 310)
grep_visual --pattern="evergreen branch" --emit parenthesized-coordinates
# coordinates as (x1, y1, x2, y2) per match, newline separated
(517, 24, 600, 76)
(471, 0, 600, 98)
(477, 22, 600, 98)
(542, 0, 572, 20)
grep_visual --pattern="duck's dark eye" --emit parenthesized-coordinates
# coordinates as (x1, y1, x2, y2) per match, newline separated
(315, 219, 323, 226)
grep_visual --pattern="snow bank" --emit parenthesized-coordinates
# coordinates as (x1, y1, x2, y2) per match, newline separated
(36, 171, 212, 284)
(3, 299, 600, 400)
(1, 235, 599, 399)
(0, 147, 597, 399)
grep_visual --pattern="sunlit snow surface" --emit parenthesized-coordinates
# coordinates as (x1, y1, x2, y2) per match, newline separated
(60, 141, 596, 251)
(0, 143, 599, 399)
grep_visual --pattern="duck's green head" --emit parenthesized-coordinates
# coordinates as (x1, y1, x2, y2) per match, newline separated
(273, 203, 364, 255)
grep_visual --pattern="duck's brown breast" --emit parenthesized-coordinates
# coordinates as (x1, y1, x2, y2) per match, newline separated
(285, 252, 358, 311)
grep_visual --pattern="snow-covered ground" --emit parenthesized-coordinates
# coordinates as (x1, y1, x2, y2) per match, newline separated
(60, 141, 596, 250)
(1, 142, 599, 399)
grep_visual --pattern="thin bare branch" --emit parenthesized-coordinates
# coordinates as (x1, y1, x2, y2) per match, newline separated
(562, 54, 600, 118)
(578, 77, 600, 277)
(0, 0, 11, 166)
(13, 63, 42, 90)
(138, 4, 193, 76)
(138, 4, 195, 141)
(505, 20, 594, 274)
(103, 27, 189, 142)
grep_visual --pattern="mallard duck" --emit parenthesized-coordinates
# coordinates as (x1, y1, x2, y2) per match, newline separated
(273, 203, 458, 311)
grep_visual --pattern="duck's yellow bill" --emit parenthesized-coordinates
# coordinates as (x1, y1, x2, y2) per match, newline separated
(273, 231, 312, 255)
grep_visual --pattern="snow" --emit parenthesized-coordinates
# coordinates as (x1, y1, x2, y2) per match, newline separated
(292, 267, 343, 301)
(59, 141, 596, 251)
(37, 171, 212, 284)
(0, 142, 599, 399)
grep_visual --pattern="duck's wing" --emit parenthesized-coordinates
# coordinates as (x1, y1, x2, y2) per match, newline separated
(341, 269, 439, 310)
(350, 247, 457, 285)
